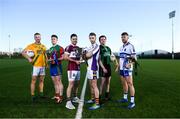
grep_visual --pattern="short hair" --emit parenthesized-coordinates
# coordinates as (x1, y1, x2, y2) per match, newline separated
(34, 32, 41, 36)
(121, 32, 129, 36)
(51, 34, 58, 39)
(70, 34, 77, 39)
(99, 35, 106, 41)
(89, 32, 96, 37)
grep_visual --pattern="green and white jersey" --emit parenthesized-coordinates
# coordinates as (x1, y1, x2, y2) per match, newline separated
(100, 45, 112, 65)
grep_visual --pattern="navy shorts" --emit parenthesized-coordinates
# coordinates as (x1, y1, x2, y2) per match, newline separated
(119, 70, 132, 77)
(50, 64, 62, 76)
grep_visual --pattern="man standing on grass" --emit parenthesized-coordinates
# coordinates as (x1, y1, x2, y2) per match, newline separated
(99, 35, 118, 103)
(84, 32, 104, 110)
(64, 34, 81, 109)
(47, 34, 64, 104)
(22, 33, 47, 102)
(117, 32, 137, 109)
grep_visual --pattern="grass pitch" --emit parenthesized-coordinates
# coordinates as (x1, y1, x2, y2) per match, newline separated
(0, 59, 180, 118)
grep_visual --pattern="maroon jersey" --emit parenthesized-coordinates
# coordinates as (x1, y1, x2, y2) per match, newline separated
(65, 44, 80, 71)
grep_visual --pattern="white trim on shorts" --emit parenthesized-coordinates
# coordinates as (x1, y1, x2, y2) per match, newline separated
(87, 69, 99, 80)
(67, 70, 80, 81)
(32, 66, 45, 76)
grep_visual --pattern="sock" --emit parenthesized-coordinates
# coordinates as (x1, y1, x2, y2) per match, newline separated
(73, 93, 77, 98)
(99, 95, 102, 100)
(55, 93, 60, 97)
(99, 95, 102, 104)
(31, 94, 35, 98)
(123, 93, 128, 99)
(66, 97, 71, 101)
(105, 92, 110, 99)
(91, 93, 95, 101)
(31, 92, 35, 96)
(59, 95, 63, 100)
(130, 96, 135, 103)
(95, 98, 99, 105)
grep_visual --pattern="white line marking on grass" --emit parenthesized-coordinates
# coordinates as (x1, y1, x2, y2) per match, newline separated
(75, 74, 88, 119)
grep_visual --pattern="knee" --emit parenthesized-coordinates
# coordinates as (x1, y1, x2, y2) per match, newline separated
(127, 81, 133, 87)
(39, 79, 44, 83)
(31, 78, 36, 84)
(39, 77, 44, 83)
(92, 82, 97, 88)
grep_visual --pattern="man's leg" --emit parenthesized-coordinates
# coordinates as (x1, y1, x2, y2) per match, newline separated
(31, 76, 37, 99)
(119, 76, 128, 102)
(73, 80, 80, 97)
(99, 77, 106, 98)
(72, 80, 80, 103)
(39, 75, 45, 97)
(92, 79, 99, 105)
(51, 76, 60, 96)
(66, 81, 74, 100)
(89, 78, 101, 110)
(90, 80, 95, 101)
(66, 81, 75, 109)
(105, 76, 111, 100)
(58, 65, 63, 98)
(51, 76, 62, 103)
(58, 75, 63, 100)
(126, 75, 135, 109)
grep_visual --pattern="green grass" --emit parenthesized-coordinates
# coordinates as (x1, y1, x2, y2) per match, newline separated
(0, 59, 180, 118)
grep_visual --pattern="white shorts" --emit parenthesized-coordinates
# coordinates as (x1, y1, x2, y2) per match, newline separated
(67, 70, 80, 81)
(87, 69, 99, 80)
(32, 66, 45, 76)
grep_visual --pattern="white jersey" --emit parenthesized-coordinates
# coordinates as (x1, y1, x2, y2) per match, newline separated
(119, 42, 136, 71)
(86, 43, 100, 71)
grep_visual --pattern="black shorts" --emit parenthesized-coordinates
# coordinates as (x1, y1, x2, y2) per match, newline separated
(99, 64, 111, 77)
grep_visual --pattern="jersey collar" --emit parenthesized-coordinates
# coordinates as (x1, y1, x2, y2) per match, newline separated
(34, 42, 41, 45)
(123, 42, 130, 47)
(71, 44, 76, 47)
(52, 44, 58, 47)
(91, 42, 97, 47)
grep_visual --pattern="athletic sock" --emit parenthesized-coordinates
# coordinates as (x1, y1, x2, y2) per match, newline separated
(59, 95, 63, 101)
(39, 92, 44, 97)
(55, 93, 60, 97)
(91, 93, 95, 101)
(130, 96, 135, 103)
(31, 94, 35, 98)
(123, 93, 128, 100)
(105, 92, 110, 99)
(73, 93, 77, 98)
(95, 98, 99, 105)
(66, 97, 71, 102)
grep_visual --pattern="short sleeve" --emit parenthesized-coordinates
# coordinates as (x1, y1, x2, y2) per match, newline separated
(42, 45, 47, 53)
(130, 44, 137, 60)
(59, 47, 64, 56)
(65, 46, 71, 54)
(24, 44, 33, 51)
(130, 44, 136, 55)
(109, 47, 112, 55)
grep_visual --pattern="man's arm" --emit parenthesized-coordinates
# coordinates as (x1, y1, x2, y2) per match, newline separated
(115, 58, 119, 72)
(85, 45, 99, 59)
(64, 53, 80, 65)
(125, 44, 137, 68)
(58, 54, 64, 61)
(58, 47, 64, 61)
(98, 56, 107, 73)
(22, 49, 33, 63)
